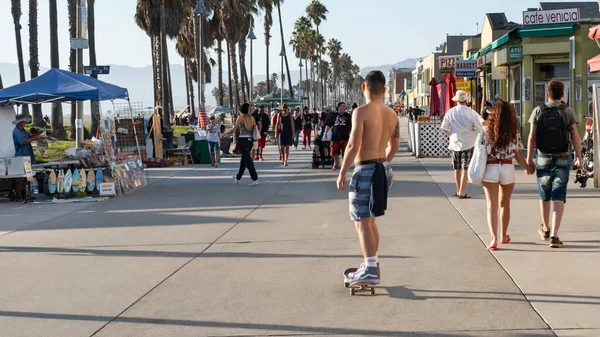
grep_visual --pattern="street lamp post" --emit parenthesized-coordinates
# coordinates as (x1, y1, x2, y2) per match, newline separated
(247, 26, 257, 101)
(298, 60, 303, 105)
(195, 1, 208, 115)
(279, 48, 286, 109)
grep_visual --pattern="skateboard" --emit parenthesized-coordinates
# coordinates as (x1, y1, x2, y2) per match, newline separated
(48, 170, 57, 194)
(343, 268, 375, 295)
(79, 168, 87, 193)
(56, 170, 65, 194)
(72, 169, 81, 193)
(63, 169, 73, 193)
(87, 169, 96, 192)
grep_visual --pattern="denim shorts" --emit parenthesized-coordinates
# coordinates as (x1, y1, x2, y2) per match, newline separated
(535, 153, 571, 203)
(208, 141, 219, 153)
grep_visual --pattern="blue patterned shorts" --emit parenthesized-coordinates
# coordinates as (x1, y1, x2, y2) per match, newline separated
(536, 153, 571, 203)
(348, 161, 393, 221)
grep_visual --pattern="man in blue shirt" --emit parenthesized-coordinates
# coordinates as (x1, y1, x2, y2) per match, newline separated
(12, 115, 40, 164)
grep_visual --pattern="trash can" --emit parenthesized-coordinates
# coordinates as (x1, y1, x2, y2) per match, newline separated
(162, 129, 174, 151)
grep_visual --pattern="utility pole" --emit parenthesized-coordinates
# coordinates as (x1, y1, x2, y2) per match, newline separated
(75, 0, 84, 147)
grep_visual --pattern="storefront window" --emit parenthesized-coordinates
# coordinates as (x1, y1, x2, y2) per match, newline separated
(509, 65, 522, 133)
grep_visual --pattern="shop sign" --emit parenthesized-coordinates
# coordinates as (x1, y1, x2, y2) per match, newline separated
(454, 60, 477, 77)
(455, 78, 472, 92)
(509, 46, 522, 61)
(438, 55, 463, 70)
(524, 76, 532, 102)
(99, 182, 116, 196)
(492, 66, 508, 80)
(522, 8, 580, 26)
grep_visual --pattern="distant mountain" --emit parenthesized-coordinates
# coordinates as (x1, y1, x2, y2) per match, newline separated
(360, 58, 422, 76)
(0, 57, 422, 114)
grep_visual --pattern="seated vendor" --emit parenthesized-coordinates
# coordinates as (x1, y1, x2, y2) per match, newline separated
(12, 114, 41, 164)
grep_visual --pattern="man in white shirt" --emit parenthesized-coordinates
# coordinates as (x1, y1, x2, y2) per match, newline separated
(441, 90, 483, 199)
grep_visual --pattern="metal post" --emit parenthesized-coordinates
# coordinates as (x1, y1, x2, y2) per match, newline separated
(195, 1, 207, 111)
(75, 0, 84, 148)
(250, 38, 253, 100)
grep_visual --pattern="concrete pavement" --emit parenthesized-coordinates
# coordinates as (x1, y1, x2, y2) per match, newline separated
(0, 120, 597, 336)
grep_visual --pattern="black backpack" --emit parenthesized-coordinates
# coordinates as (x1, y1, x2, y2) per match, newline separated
(536, 104, 570, 154)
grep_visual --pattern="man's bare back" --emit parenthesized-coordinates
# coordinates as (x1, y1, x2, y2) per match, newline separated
(352, 101, 400, 164)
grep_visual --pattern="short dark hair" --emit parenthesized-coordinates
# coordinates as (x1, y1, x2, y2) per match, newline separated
(547, 80, 564, 100)
(337, 102, 346, 108)
(365, 71, 386, 94)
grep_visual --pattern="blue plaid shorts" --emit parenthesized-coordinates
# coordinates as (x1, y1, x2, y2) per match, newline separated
(348, 161, 393, 221)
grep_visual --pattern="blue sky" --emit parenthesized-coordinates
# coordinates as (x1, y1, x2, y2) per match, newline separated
(0, 0, 578, 75)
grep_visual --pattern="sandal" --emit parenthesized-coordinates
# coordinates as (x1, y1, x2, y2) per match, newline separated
(487, 243, 498, 251)
(458, 194, 472, 199)
(538, 225, 550, 241)
(453, 192, 458, 197)
(501, 235, 511, 244)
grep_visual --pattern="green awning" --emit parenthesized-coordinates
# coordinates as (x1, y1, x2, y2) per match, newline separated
(520, 23, 575, 38)
(468, 28, 518, 60)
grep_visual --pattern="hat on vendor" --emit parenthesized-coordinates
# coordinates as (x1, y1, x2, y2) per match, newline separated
(451, 90, 470, 103)
(12, 114, 31, 125)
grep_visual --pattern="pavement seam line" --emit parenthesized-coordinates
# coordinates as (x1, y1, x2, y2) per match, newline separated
(417, 158, 558, 336)
(88, 163, 310, 337)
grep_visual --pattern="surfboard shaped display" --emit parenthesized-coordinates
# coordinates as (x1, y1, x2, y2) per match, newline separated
(48, 170, 57, 194)
(87, 169, 96, 192)
(79, 168, 87, 193)
(95, 169, 104, 189)
(56, 170, 65, 194)
(63, 169, 73, 193)
(72, 169, 81, 193)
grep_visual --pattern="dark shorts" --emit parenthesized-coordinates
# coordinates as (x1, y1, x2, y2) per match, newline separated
(258, 136, 266, 149)
(331, 140, 349, 157)
(348, 160, 393, 221)
(208, 141, 219, 153)
(536, 153, 571, 203)
(451, 147, 474, 170)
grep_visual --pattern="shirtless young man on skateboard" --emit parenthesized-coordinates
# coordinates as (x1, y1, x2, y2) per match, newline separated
(337, 70, 400, 285)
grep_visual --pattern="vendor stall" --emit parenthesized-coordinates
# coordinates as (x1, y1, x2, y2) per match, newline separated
(0, 68, 147, 202)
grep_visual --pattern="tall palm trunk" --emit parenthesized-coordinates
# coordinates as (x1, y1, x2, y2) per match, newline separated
(49, 0, 65, 137)
(184, 58, 191, 109)
(188, 60, 195, 117)
(11, 0, 29, 116)
(227, 40, 233, 109)
(228, 40, 240, 113)
(29, 0, 43, 125)
(159, 0, 171, 129)
(68, 0, 76, 138)
(305, 58, 310, 107)
(151, 35, 160, 108)
(238, 43, 247, 103)
(88, 0, 100, 138)
(277, 3, 293, 98)
(217, 39, 224, 106)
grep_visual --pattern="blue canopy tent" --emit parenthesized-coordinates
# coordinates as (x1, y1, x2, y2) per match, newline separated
(0, 68, 129, 104)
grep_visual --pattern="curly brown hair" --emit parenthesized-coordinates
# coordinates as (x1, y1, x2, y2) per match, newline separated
(486, 100, 519, 150)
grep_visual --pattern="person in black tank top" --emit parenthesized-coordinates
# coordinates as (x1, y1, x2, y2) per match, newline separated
(222, 103, 259, 185)
(276, 104, 295, 166)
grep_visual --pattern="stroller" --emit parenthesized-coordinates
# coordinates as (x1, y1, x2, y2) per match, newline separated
(312, 128, 334, 169)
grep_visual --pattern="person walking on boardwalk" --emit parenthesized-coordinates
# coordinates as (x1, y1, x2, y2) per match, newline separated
(479, 100, 534, 251)
(527, 80, 582, 248)
(302, 106, 313, 149)
(337, 71, 400, 285)
(324, 102, 352, 171)
(441, 90, 483, 199)
(275, 104, 295, 166)
(223, 103, 259, 186)
(293, 108, 303, 150)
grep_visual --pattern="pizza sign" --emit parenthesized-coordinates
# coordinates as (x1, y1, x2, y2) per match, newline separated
(439, 55, 463, 70)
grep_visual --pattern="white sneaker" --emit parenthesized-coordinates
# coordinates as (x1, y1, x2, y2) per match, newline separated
(233, 176, 239, 184)
(250, 180, 259, 186)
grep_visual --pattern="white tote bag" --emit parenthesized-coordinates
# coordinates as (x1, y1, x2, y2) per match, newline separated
(468, 132, 487, 184)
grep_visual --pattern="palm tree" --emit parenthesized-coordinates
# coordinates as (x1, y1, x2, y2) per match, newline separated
(49, 0, 65, 137)
(327, 38, 341, 102)
(135, 0, 189, 129)
(87, 0, 101, 138)
(219, 0, 253, 112)
(276, 1, 293, 99)
(11, 0, 29, 116)
(319, 59, 330, 105)
(29, 0, 43, 125)
(257, 0, 284, 99)
(306, 0, 327, 107)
